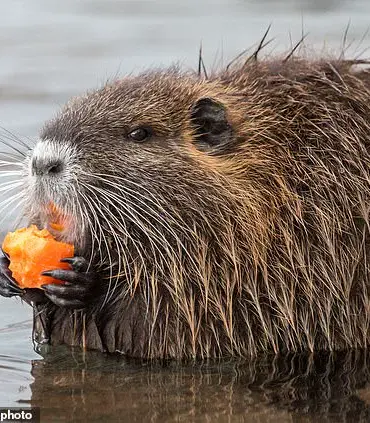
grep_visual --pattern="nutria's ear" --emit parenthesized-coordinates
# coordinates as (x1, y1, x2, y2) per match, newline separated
(190, 98, 233, 148)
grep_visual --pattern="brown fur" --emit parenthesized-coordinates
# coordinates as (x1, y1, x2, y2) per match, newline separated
(30, 57, 370, 358)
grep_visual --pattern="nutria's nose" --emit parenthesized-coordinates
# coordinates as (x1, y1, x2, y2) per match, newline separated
(31, 157, 64, 176)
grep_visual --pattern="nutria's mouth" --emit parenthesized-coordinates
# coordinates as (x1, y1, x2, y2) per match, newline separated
(30, 203, 83, 252)
(46, 222, 68, 241)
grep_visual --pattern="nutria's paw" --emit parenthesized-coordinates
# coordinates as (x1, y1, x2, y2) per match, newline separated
(41, 256, 98, 309)
(0, 250, 50, 305)
(0, 255, 24, 298)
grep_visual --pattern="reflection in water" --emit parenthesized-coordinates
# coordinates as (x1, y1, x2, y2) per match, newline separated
(29, 347, 370, 422)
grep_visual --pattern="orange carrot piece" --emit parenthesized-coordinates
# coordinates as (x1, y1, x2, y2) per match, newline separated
(2, 225, 74, 289)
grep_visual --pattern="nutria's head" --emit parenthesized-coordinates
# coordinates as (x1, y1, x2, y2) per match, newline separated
(25, 69, 277, 282)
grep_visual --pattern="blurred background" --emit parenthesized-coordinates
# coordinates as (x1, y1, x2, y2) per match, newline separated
(0, 0, 370, 138)
(0, 0, 370, 415)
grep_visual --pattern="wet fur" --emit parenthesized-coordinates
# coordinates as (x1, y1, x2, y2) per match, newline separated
(26, 57, 370, 358)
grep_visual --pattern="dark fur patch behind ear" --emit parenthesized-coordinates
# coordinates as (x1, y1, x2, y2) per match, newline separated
(190, 98, 233, 149)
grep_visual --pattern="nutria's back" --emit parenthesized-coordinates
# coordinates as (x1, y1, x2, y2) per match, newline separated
(24, 57, 370, 358)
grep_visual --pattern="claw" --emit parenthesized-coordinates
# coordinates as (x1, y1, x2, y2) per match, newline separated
(0, 268, 25, 297)
(0, 283, 24, 297)
(0, 255, 24, 297)
(0, 256, 10, 268)
(60, 256, 89, 272)
(41, 269, 83, 283)
(41, 279, 96, 309)
(0, 257, 23, 289)
(38, 256, 98, 309)
(0, 247, 10, 261)
(42, 281, 89, 298)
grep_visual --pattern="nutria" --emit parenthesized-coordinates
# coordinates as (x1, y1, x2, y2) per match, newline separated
(1, 56, 370, 359)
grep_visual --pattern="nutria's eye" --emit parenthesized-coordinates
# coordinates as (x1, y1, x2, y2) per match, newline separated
(128, 127, 150, 142)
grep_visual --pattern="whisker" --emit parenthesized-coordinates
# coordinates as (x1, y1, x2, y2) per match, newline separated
(79, 186, 115, 299)
(84, 184, 138, 282)
(0, 127, 33, 150)
(0, 192, 25, 223)
(77, 188, 101, 269)
(0, 137, 27, 158)
(81, 182, 148, 306)
(80, 171, 204, 286)
(0, 161, 24, 168)
(0, 152, 27, 161)
(85, 183, 186, 309)
(0, 181, 24, 193)
(92, 184, 168, 262)
(90, 172, 193, 236)
(79, 189, 105, 263)
(86, 173, 187, 240)
(0, 171, 23, 178)
(0, 198, 25, 228)
(87, 172, 201, 274)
